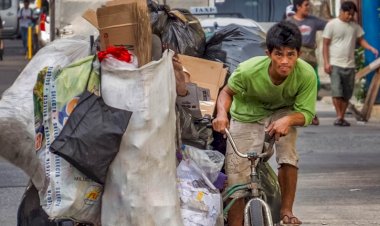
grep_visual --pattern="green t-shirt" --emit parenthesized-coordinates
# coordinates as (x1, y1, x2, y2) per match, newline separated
(228, 56, 317, 126)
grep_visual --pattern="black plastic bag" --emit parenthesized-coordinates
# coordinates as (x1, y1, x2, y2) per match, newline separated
(17, 184, 56, 226)
(151, 8, 205, 57)
(177, 105, 213, 150)
(50, 90, 132, 185)
(203, 24, 266, 75)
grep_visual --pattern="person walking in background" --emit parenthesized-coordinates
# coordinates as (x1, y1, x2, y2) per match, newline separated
(213, 21, 317, 226)
(18, 0, 33, 54)
(323, 1, 378, 127)
(0, 15, 4, 61)
(288, 0, 327, 125)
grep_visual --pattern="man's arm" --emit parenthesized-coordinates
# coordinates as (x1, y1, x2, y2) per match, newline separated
(266, 112, 305, 141)
(212, 85, 235, 133)
(323, 37, 332, 74)
(358, 37, 379, 58)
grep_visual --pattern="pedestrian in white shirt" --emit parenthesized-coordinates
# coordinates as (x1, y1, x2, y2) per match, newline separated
(323, 1, 378, 127)
(18, 0, 33, 53)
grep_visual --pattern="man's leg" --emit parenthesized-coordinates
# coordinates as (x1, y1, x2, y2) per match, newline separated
(332, 97, 343, 119)
(278, 164, 302, 224)
(0, 40, 3, 61)
(227, 199, 245, 226)
(21, 27, 28, 53)
(340, 99, 349, 119)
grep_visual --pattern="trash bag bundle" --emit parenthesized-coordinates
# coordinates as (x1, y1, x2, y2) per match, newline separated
(203, 24, 266, 75)
(150, 7, 205, 57)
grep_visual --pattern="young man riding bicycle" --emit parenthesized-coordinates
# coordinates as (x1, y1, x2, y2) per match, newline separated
(212, 21, 317, 226)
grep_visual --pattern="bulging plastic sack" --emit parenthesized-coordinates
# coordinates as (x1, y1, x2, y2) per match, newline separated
(100, 50, 184, 226)
(0, 38, 92, 191)
(177, 159, 222, 226)
(34, 56, 102, 225)
(182, 145, 225, 183)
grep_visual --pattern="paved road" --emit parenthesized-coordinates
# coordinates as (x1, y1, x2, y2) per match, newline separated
(294, 108, 380, 226)
(0, 39, 380, 226)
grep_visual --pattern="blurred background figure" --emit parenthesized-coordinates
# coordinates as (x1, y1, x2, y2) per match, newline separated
(18, 0, 33, 54)
(287, 0, 327, 125)
(323, 1, 378, 127)
(0, 15, 3, 61)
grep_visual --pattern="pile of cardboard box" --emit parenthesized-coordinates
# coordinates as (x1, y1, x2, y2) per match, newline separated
(83, 0, 152, 66)
(83, 0, 228, 118)
(177, 54, 227, 118)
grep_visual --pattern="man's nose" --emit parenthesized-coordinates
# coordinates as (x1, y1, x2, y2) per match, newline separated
(281, 57, 289, 64)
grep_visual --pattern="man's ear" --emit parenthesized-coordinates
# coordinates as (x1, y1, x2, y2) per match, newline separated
(265, 49, 270, 57)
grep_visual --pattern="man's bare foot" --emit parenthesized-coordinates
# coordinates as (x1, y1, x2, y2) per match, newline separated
(280, 212, 302, 225)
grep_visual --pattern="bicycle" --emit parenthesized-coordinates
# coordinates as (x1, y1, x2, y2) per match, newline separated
(222, 128, 281, 226)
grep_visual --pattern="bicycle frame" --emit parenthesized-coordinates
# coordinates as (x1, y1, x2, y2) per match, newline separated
(223, 128, 276, 226)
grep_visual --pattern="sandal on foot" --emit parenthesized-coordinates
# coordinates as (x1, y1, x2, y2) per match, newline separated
(312, 116, 320, 125)
(280, 215, 302, 226)
(334, 119, 343, 126)
(340, 119, 351, 126)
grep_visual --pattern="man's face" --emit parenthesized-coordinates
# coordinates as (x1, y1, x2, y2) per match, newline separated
(267, 47, 299, 78)
(298, 0, 311, 16)
(340, 10, 355, 22)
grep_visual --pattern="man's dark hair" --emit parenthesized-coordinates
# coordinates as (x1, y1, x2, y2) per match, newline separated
(341, 1, 357, 12)
(266, 21, 302, 53)
(293, 0, 307, 12)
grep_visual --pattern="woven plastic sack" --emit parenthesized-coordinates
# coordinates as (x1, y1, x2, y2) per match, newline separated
(100, 50, 184, 226)
(33, 56, 102, 225)
(0, 38, 91, 191)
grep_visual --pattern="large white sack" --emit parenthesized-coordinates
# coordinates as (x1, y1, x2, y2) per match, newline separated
(101, 50, 184, 226)
(0, 38, 91, 191)
(36, 57, 102, 225)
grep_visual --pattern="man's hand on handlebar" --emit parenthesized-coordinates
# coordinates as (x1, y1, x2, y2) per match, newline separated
(212, 114, 229, 134)
(265, 117, 290, 141)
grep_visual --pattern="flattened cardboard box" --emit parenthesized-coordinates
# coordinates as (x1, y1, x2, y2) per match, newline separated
(178, 54, 228, 116)
(83, 3, 137, 51)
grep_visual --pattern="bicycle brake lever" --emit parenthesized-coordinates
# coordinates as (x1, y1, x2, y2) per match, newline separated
(260, 134, 275, 162)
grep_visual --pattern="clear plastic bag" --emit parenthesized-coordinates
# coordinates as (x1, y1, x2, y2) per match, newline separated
(177, 159, 222, 226)
(182, 145, 225, 183)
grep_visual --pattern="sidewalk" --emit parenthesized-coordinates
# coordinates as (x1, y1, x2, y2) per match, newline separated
(317, 95, 380, 125)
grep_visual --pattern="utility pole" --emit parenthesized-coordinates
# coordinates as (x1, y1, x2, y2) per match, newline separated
(50, 0, 55, 42)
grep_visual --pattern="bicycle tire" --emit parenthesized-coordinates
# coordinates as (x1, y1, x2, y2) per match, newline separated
(249, 199, 265, 226)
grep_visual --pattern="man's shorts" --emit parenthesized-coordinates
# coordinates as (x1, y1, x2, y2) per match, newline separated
(225, 109, 298, 197)
(330, 66, 356, 101)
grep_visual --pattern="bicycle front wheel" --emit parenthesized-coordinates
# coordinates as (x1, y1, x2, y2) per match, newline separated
(249, 199, 265, 226)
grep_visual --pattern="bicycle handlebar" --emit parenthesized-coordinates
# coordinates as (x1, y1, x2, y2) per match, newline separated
(225, 128, 275, 161)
